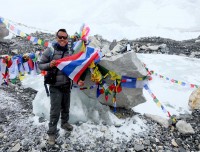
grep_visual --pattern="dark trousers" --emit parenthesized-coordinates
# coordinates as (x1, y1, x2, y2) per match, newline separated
(47, 85, 71, 135)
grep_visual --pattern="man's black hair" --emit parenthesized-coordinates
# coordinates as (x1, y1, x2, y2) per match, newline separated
(56, 29, 68, 36)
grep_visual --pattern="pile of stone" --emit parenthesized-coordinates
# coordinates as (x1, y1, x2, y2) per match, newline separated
(0, 83, 199, 151)
(0, 23, 9, 39)
(0, 31, 55, 55)
(1, 28, 200, 58)
(132, 36, 200, 58)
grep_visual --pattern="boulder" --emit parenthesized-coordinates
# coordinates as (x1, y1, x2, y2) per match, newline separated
(89, 36, 101, 48)
(82, 51, 147, 109)
(176, 120, 195, 134)
(89, 36, 110, 55)
(0, 23, 9, 39)
(110, 43, 122, 54)
(188, 88, 200, 110)
(109, 40, 117, 50)
(195, 39, 200, 43)
(144, 113, 169, 128)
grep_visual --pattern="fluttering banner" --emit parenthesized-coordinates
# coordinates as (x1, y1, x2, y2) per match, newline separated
(56, 46, 100, 83)
(144, 64, 200, 89)
(0, 16, 52, 48)
(0, 52, 41, 85)
(0, 17, 55, 33)
(144, 84, 171, 117)
(0, 17, 26, 37)
(121, 76, 147, 88)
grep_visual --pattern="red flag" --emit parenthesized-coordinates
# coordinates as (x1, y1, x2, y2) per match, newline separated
(27, 36, 31, 41)
(28, 58, 34, 70)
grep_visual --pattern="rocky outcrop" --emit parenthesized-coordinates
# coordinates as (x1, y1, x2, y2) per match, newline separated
(189, 88, 200, 110)
(89, 35, 110, 56)
(82, 51, 147, 109)
(133, 37, 200, 58)
(0, 23, 9, 39)
(109, 40, 117, 50)
(0, 31, 55, 55)
(1, 31, 200, 59)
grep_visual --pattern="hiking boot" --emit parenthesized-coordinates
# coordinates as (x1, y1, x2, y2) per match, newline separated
(47, 134, 56, 145)
(61, 122, 73, 131)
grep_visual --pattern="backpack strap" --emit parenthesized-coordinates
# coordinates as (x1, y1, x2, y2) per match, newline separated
(67, 38, 75, 55)
(44, 47, 66, 97)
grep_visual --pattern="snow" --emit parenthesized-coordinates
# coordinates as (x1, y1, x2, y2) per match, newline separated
(134, 54, 200, 118)
(2, 0, 200, 143)
(1, 0, 200, 41)
(21, 53, 200, 141)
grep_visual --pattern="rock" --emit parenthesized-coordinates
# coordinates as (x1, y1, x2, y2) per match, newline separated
(188, 88, 200, 110)
(89, 35, 110, 56)
(100, 126, 107, 132)
(101, 45, 110, 56)
(109, 40, 117, 50)
(176, 120, 195, 134)
(148, 45, 160, 51)
(39, 141, 46, 149)
(143, 139, 150, 146)
(0, 133, 4, 138)
(178, 147, 186, 152)
(0, 23, 9, 39)
(111, 43, 123, 54)
(88, 36, 102, 48)
(82, 51, 147, 108)
(0, 113, 7, 123)
(195, 39, 200, 43)
(140, 45, 148, 50)
(105, 52, 112, 57)
(10, 143, 21, 152)
(171, 139, 178, 147)
(144, 113, 169, 128)
(134, 144, 144, 151)
(133, 36, 200, 58)
(11, 49, 18, 55)
(0, 126, 3, 132)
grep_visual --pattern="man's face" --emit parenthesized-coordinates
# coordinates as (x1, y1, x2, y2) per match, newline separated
(56, 31, 68, 47)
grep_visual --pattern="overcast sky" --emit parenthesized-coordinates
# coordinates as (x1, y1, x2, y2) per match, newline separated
(1, 0, 200, 40)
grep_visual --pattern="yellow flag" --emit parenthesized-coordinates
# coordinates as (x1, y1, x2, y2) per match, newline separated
(137, 77, 143, 81)
(178, 81, 182, 85)
(91, 66, 102, 82)
(38, 39, 42, 45)
(88, 61, 95, 68)
(80, 42, 86, 52)
(20, 32, 26, 37)
(109, 71, 121, 80)
(156, 102, 161, 107)
(19, 75, 25, 81)
(4, 19, 8, 25)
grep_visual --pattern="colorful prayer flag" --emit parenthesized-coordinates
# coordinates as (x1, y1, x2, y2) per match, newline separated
(121, 76, 145, 88)
(56, 46, 100, 82)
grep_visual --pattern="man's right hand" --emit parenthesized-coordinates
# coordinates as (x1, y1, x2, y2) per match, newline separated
(77, 80, 84, 86)
(50, 60, 56, 68)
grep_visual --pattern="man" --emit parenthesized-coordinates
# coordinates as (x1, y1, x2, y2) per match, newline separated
(38, 29, 83, 145)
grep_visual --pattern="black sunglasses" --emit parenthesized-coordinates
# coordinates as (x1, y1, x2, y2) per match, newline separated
(57, 35, 68, 40)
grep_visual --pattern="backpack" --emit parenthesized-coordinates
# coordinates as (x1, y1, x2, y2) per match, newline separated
(44, 47, 66, 85)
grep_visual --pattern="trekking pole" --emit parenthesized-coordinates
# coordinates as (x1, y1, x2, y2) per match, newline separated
(44, 83, 50, 97)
